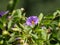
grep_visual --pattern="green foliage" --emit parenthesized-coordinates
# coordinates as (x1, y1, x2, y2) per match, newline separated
(0, 0, 60, 45)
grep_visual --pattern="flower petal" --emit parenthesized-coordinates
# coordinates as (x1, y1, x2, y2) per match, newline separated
(26, 16, 39, 26)
(0, 11, 9, 17)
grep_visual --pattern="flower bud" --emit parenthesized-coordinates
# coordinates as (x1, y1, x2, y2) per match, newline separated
(21, 8, 24, 11)
(2, 30, 9, 35)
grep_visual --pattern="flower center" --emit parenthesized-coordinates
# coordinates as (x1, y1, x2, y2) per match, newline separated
(31, 20, 35, 24)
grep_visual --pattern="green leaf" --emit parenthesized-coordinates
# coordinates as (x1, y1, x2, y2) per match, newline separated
(8, 33, 16, 43)
(44, 15, 53, 20)
(42, 20, 51, 25)
(38, 13, 43, 24)
(0, 21, 3, 29)
(31, 34, 38, 39)
(8, 19, 13, 29)
(8, 37, 15, 43)
(12, 9, 22, 18)
(55, 43, 60, 45)
(41, 29, 47, 41)
(57, 30, 60, 41)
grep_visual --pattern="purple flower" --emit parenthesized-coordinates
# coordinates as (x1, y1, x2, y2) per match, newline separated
(26, 16, 39, 26)
(0, 11, 9, 17)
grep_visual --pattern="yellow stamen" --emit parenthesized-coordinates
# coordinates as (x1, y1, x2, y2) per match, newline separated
(32, 20, 34, 24)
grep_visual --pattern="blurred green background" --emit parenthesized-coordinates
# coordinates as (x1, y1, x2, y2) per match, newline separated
(0, 0, 9, 10)
(0, 0, 60, 16)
